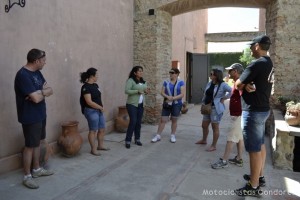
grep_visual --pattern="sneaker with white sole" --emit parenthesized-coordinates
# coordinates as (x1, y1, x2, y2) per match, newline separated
(228, 156, 243, 167)
(243, 174, 266, 187)
(170, 135, 176, 143)
(23, 176, 39, 189)
(151, 135, 161, 143)
(235, 182, 262, 197)
(32, 168, 54, 178)
(211, 158, 228, 169)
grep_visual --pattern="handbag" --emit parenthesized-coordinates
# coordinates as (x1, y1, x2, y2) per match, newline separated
(162, 80, 177, 110)
(200, 82, 222, 115)
(201, 103, 212, 115)
(163, 101, 172, 109)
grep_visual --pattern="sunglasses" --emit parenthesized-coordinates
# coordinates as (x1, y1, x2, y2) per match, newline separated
(210, 73, 214, 76)
(250, 43, 257, 48)
(169, 71, 175, 74)
(35, 51, 46, 61)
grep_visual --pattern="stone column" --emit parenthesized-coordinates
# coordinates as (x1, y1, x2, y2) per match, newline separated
(266, 0, 300, 100)
(134, 7, 172, 123)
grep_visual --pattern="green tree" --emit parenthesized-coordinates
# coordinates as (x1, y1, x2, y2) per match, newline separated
(239, 48, 254, 65)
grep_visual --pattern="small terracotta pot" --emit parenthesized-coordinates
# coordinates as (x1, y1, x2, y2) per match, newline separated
(285, 114, 300, 126)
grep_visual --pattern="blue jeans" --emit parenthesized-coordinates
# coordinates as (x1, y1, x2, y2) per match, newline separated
(125, 103, 144, 143)
(242, 110, 270, 152)
(84, 108, 106, 131)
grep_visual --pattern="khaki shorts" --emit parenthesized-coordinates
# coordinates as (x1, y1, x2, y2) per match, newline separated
(227, 116, 243, 143)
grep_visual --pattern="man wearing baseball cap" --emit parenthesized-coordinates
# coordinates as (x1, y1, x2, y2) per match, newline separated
(211, 63, 244, 170)
(234, 35, 273, 197)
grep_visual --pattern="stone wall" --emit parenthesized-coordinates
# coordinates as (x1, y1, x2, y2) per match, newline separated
(266, 0, 300, 100)
(134, 9, 172, 123)
(271, 109, 295, 170)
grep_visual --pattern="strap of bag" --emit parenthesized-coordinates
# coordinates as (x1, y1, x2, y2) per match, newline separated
(213, 82, 222, 99)
(172, 80, 177, 97)
(165, 79, 177, 103)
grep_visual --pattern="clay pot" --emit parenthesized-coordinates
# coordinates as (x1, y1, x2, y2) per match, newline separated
(57, 121, 83, 157)
(285, 113, 300, 126)
(288, 110, 299, 117)
(115, 106, 129, 133)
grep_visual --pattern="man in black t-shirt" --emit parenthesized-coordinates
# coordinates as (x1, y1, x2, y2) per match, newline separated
(234, 35, 273, 197)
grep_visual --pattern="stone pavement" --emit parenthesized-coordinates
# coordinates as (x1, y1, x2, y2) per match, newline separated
(0, 103, 300, 200)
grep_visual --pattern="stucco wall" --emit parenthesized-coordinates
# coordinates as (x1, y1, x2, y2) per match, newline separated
(0, 0, 134, 173)
(172, 9, 208, 79)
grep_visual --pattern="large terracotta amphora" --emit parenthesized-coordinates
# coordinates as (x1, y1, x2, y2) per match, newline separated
(115, 106, 129, 133)
(57, 121, 83, 157)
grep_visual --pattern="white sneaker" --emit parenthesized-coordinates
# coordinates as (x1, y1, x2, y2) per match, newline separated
(170, 135, 176, 143)
(151, 135, 161, 143)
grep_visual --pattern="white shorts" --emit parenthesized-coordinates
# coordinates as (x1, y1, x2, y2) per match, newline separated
(227, 116, 243, 143)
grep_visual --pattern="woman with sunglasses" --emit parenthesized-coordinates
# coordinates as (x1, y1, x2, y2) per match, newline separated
(151, 68, 185, 143)
(195, 69, 231, 151)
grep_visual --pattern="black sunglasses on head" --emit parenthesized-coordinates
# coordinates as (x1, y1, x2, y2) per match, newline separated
(36, 51, 46, 60)
(169, 71, 175, 74)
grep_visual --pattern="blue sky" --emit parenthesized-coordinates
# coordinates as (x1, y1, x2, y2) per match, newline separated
(207, 7, 259, 52)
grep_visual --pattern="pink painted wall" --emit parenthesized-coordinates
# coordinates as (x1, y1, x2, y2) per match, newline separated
(0, 0, 134, 174)
(171, 9, 208, 89)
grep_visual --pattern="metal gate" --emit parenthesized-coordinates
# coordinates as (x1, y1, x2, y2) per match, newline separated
(186, 53, 209, 104)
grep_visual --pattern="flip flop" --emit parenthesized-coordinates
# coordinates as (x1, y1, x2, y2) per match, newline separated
(206, 147, 216, 152)
(90, 151, 101, 156)
(195, 140, 207, 145)
(97, 147, 110, 151)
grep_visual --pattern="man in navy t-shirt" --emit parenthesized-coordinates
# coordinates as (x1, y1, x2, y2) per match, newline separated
(234, 35, 273, 197)
(14, 49, 54, 189)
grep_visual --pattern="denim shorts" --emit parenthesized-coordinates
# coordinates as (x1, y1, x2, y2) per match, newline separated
(84, 108, 106, 131)
(242, 110, 270, 152)
(161, 103, 182, 118)
(22, 119, 46, 148)
(202, 107, 223, 123)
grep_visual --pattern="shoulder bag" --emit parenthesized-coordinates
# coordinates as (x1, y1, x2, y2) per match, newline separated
(201, 82, 222, 115)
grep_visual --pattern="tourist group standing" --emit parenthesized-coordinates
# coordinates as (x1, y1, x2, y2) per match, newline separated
(15, 35, 273, 199)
